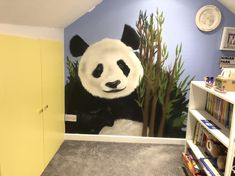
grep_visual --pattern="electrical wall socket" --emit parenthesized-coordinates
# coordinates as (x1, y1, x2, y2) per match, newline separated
(65, 114, 77, 122)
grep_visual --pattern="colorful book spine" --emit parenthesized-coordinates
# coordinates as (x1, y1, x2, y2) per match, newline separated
(205, 93, 233, 129)
(197, 124, 203, 145)
(193, 123, 207, 147)
(182, 152, 204, 176)
(193, 122, 200, 144)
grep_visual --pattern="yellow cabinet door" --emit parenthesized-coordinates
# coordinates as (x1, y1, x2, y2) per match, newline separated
(0, 34, 44, 176)
(40, 39, 64, 168)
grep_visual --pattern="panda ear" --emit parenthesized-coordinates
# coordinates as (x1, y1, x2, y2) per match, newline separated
(121, 24, 140, 50)
(70, 35, 89, 57)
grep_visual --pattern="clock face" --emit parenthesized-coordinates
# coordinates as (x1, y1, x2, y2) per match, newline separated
(195, 5, 222, 32)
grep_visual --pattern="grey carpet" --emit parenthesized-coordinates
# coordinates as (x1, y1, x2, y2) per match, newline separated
(42, 141, 186, 176)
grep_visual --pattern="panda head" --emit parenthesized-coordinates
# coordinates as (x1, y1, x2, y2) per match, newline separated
(70, 24, 144, 99)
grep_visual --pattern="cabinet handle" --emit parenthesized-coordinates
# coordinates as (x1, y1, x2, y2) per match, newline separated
(44, 105, 49, 110)
(39, 108, 44, 114)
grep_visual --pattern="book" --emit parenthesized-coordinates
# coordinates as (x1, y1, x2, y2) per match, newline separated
(199, 158, 221, 176)
(194, 122, 200, 144)
(182, 152, 204, 176)
(197, 124, 203, 145)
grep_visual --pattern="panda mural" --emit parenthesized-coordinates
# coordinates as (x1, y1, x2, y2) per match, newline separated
(65, 24, 144, 136)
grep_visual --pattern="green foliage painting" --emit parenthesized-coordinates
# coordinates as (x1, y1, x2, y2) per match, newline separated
(135, 10, 194, 137)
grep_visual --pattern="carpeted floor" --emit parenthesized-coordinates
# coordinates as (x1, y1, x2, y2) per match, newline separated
(42, 141, 186, 176)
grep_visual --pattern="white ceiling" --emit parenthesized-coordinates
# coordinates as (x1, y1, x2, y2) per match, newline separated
(0, 0, 102, 28)
(0, 0, 234, 29)
(219, 0, 235, 14)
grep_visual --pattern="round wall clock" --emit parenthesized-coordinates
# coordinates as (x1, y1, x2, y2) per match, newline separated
(195, 5, 222, 32)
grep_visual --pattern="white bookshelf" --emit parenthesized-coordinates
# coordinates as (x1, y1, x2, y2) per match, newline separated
(185, 81, 235, 176)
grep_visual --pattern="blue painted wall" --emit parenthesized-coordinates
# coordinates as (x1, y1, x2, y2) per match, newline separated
(64, 0, 235, 83)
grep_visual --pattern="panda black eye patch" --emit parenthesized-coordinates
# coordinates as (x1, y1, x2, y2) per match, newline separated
(117, 59, 130, 77)
(92, 64, 103, 78)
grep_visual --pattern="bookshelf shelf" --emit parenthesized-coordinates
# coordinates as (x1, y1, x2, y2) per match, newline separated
(190, 109, 229, 147)
(187, 140, 205, 159)
(192, 81, 235, 104)
(185, 81, 235, 176)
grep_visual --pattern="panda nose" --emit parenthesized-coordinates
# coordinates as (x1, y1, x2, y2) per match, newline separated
(105, 80, 121, 89)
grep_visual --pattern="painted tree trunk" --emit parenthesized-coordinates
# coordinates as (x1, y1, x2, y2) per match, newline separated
(142, 86, 151, 136)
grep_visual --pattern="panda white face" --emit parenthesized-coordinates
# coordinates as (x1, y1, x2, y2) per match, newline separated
(78, 39, 143, 99)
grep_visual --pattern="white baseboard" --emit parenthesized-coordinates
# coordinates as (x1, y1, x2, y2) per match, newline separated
(64, 133, 185, 145)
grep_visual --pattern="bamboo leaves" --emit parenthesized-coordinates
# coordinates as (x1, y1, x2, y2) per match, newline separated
(66, 57, 78, 82)
(136, 10, 193, 137)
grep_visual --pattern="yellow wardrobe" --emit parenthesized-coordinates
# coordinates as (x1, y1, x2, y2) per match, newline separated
(0, 33, 64, 176)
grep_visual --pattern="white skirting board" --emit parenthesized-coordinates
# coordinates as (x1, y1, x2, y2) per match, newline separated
(64, 133, 185, 145)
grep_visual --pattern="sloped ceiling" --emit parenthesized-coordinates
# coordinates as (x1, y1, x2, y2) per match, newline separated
(0, 0, 233, 29)
(219, 0, 235, 14)
(0, 0, 102, 28)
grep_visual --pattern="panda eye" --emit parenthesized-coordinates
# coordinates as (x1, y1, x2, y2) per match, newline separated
(92, 64, 103, 78)
(117, 59, 130, 77)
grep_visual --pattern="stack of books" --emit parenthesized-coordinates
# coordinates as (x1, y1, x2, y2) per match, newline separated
(182, 150, 205, 176)
(205, 93, 233, 129)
